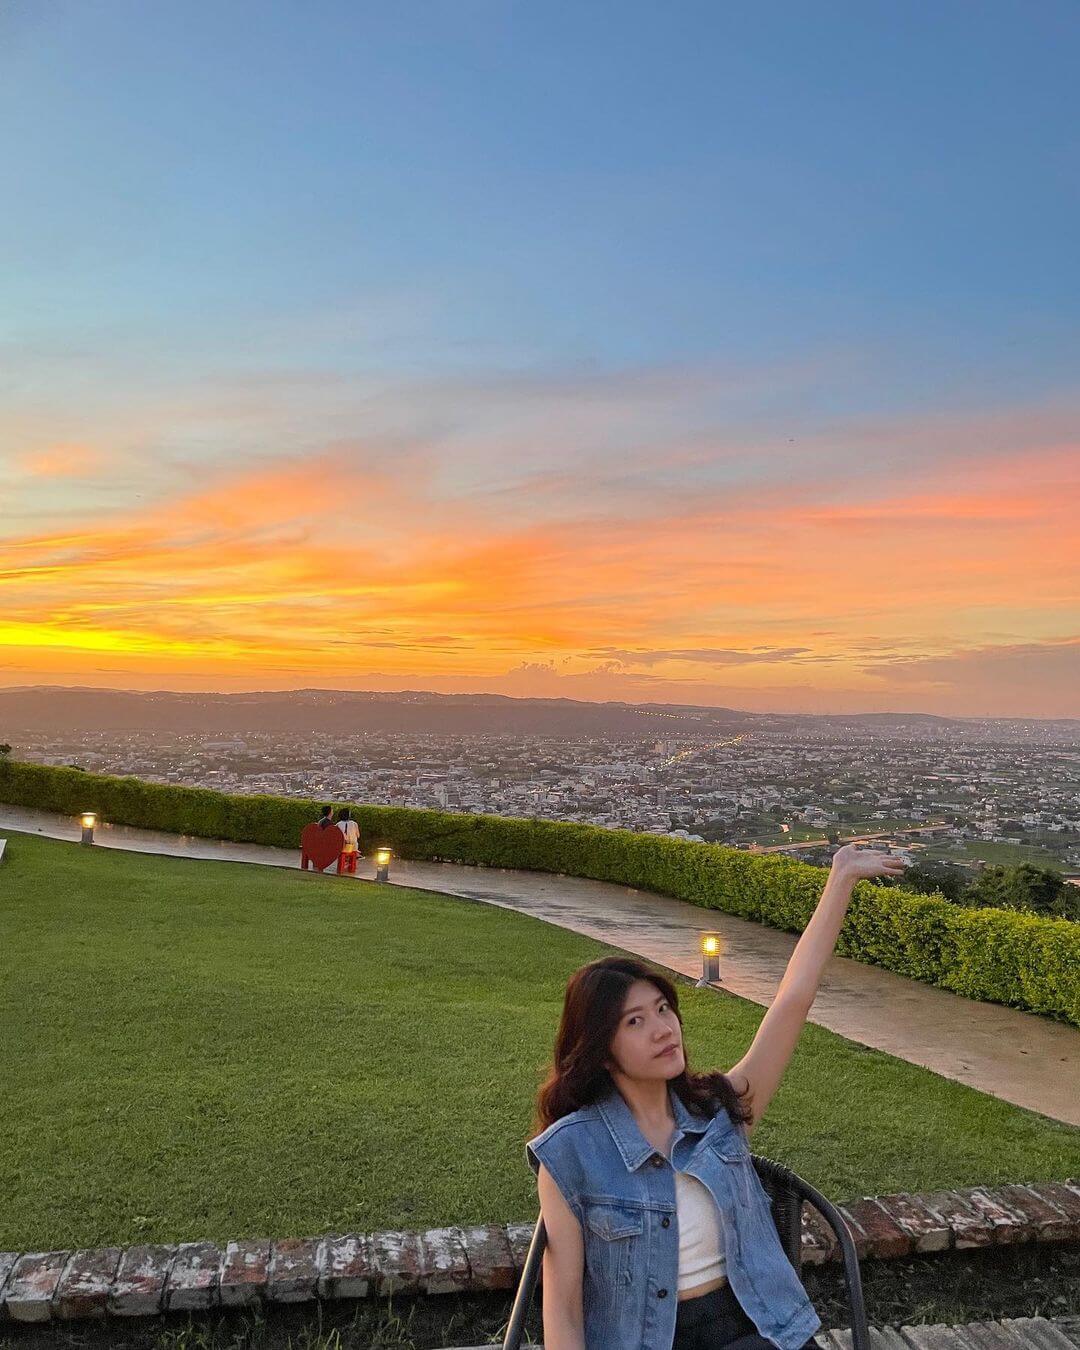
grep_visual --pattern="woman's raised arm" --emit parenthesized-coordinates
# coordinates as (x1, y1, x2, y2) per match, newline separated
(727, 845, 907, 1135)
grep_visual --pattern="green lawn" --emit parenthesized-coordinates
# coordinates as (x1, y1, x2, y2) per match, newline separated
(2, 830, 1079, 1253)
(923, 839, 1069, 870)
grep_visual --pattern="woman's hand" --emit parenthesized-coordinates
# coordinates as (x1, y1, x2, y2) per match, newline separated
(830, 843, 909, 881)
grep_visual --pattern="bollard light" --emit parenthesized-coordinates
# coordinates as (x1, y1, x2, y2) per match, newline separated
(375, 846, 392, 882)
(80, 812, 97, 846)
(697, 931, 722, 986)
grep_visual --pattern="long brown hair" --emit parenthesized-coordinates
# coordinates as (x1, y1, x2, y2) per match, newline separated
(534, 956, 752, 1132)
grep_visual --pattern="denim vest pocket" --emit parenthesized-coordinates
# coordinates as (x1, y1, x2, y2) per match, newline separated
(583, 1200, 643, 1288)
(709, 1134, 755, 1205)
(710, 1125, 749, 1161)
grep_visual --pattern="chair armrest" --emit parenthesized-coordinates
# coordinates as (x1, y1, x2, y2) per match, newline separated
(752, 1154, 871, 1350)
(502, 1217, 546, 1350)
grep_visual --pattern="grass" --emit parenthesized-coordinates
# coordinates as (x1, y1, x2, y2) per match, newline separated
(2, 830, 1079, 1255)
(923, 839, 1070, 870)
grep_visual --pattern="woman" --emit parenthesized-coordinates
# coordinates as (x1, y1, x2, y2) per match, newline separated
(527, 844, 907, 1350)
(336, 807, 361, 874)
(336, 807, 361, 849)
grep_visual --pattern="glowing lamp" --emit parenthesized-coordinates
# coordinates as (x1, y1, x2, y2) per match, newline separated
(80, 812, 97, 845)
(697, 931, 722, 986)
(375, 846, 392, 882)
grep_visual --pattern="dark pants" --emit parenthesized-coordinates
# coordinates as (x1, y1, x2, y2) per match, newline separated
(672, 1281, 822, 1350)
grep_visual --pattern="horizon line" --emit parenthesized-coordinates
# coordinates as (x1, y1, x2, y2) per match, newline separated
(0, 682, 1075, 724)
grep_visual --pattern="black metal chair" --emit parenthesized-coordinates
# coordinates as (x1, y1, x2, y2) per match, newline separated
(502, 1152, 871, 1350)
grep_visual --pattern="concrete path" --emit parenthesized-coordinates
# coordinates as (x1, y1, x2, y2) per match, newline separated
(3, 805, 1079, 1128)
(451, 1317, 1080, 1348)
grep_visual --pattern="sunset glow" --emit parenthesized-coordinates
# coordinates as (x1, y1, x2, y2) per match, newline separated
(2, 3, 1078, 717)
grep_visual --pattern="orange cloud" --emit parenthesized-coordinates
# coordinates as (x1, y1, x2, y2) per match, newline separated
(0, 427, 1077, 716)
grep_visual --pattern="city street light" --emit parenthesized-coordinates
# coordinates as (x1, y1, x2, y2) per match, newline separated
(80, 812, 97, 846)
(375, 847, 392, 882)
(697, 931, 722, 986)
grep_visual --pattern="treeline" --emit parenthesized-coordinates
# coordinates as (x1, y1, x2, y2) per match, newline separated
(897, 860, 1079, 921)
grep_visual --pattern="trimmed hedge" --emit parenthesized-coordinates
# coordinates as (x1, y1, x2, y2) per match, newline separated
(2, 759, 1078, 1028)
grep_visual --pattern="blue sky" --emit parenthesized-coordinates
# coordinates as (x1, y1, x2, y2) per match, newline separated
(1, 2, 1078, 713)
(5, 1, 1078, 380)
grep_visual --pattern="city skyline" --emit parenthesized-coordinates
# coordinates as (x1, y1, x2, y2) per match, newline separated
(2, 3, 1078, 717)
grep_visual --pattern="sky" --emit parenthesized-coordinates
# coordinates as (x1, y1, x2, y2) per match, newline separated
(1, 1, 1078, 717)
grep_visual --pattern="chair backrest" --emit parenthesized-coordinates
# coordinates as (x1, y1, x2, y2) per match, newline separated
(502, 1152, 871, 1350)
(751, 1153, 870, 1349)
(755, 1155, 809, 1271)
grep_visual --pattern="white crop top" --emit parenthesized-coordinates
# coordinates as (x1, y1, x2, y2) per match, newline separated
(674, 1170, 727, 1292)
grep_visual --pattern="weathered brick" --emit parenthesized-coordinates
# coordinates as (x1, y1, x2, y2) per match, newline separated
(1027, 1181, 1080, 1239)
(951, 1320, 1025, 1349)
(369, 1230, 423, 1296)
(4, 1252, 71, 1323)
(990, 1184, 1080, 1242)
(919, 1190, 993, 1249)
(459, 1225, 516, 1291)
(318, 1234, 375, 1300)
(1056, 1314, 1080, 1345)
(840, 1198, 912, 1259)
(219, 1239, 270, 1308)
(895, 1327, 970, 1349)
(166, 1242, 222, 1312)
(849, 1331, 908, 1350)
(418, 1227, 471, 1295)
(1000, 1315, 1080, 1346)
(875, 1332, 913, 1349)
(54, 1248, 121, 1320)
(834, 1204, 872, 1260)
(505, 1223, 538, 1276)
(108, 1245, 177, 1317)
(961, 1188, 1031, 1245)
(267, 1238, 319, 1303)
(17, 1172, 1080, 1330)
(799, 1206, 837, 1265)
(0, 1252, 20, 1303)
(873, 1193, 950, 1252)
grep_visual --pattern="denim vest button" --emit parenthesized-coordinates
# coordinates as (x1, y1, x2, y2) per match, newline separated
(651, 1154, 664, 1167)
(661, 1216, 671, 1228)
(657, 1288, 668, 1298)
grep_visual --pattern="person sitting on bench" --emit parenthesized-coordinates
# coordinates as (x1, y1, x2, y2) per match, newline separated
(336, 808, 360, 874)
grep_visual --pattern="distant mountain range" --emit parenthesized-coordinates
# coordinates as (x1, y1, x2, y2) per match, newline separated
(0, 685, 1074, 738)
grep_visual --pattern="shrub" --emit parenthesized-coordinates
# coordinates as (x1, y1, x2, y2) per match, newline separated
(2, 760, 1077, 1026)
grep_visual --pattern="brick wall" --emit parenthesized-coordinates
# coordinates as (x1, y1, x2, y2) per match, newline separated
(2, 1180, 1078, 1324)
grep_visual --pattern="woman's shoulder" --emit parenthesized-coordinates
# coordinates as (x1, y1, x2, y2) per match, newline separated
(528, 1102, 602, 1144)
(525, 1104, 603, 1166)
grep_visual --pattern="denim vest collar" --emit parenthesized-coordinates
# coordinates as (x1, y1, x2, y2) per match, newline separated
(595, 1083, 712, 1172)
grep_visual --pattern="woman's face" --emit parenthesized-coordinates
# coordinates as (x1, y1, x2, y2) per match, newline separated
(606, 979, 685, 1083)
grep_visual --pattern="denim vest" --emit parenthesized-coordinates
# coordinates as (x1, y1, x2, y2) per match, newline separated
(526, 1085, 822, 1350)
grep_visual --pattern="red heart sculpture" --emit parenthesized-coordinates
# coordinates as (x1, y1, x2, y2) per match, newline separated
(300, 821, 345, 872)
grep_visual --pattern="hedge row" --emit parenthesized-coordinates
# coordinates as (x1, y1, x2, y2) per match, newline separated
(3, 759, 1078, 1028)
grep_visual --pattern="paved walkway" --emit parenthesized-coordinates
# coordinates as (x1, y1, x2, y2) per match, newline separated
(452, 1317, 1080, 1348)
(3, 805, 1079, 1127)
